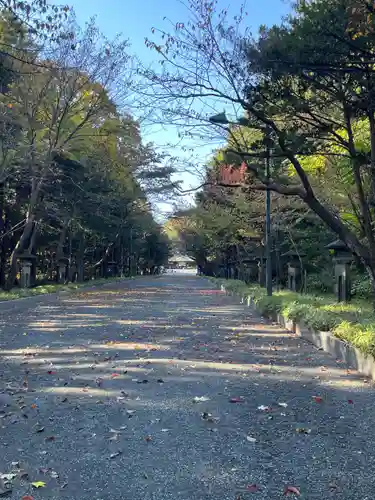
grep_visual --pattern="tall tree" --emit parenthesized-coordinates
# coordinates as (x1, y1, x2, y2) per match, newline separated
(141, 0, 375, 302)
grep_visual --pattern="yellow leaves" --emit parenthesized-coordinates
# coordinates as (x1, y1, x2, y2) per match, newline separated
(31, 481, 46, 488)
(288, 117, 370, 179)
(288, 154, 326, 176)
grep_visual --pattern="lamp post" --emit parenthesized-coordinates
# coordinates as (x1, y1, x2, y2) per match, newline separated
(264, 127, 273, 297)
(209, 112, 273, 296)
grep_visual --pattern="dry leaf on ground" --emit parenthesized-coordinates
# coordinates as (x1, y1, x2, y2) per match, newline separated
(31, 481, 46, 488)
(284, 485, 300, 496)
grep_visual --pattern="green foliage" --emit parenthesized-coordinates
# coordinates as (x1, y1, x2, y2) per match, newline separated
(214, 278, 375, 356)
(0, 276, 131, 301)
(351, 276, 373, 300)
(0, 12, 171, 288)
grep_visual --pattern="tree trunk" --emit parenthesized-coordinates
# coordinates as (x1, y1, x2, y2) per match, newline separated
(5, 217, 35, 290)
(368, 110, 375, 203)
(5, 181, 40, 290)
(77, 233, 85, 282)
(28, 222, 38, 287)
(0, 182, 6, 288)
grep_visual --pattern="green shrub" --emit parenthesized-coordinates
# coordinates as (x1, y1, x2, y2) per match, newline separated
(212, 277, 375, 357)
(351, 276, 373, 300)
(306, 271, 333, 294)
(0, 276, 128, 302)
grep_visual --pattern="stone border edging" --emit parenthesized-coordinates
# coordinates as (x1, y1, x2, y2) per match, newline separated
(219, 284, 375, 381)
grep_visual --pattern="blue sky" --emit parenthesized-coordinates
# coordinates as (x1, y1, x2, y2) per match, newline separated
(62, 0, 292, 215)
(68, 0, 291, 64)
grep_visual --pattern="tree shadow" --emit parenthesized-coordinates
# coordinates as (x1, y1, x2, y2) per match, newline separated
(0, 275, 374, 499)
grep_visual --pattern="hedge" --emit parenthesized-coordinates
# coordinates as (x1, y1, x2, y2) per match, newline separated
(213, 278, 375, 357)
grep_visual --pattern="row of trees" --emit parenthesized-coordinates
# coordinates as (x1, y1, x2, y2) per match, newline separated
(145, 0, 375, 303)
(0, 4, 171, 288)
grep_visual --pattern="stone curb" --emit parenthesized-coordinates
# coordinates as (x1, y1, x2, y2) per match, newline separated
(220, 284, 375, 381)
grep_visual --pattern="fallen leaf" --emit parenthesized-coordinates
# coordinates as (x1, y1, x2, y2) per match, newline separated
(192, 396, 210, 403)
(45, 436, 55, 442)
(31, 481, 46, 488)
(257, 405, 271, 412)
(201, 412, 219, 423)
(328, 482, 339, 491)
(284, 485, 300, 496)
(111, 373, 119, 378)
(22, 496, 34, 500)
(47, 371, 56, 375)
(312, 396, 323, 403)
(247, 484, 260, 492)
(246, 436, 257, 442)
(295, 427, 311, 434)
(229, 397, 244, 403)
(1, 474, 17, 482)
(348, 399, 354, 404)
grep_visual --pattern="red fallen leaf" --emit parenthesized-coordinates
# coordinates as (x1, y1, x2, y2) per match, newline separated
(229, 397, 244, 403)
(47, 370, 56, 375)
(22, 496, 35, 500)
(111, 373, 119, 378)
(312, 396, 323, 403)
(284, 485, 300, 496)
(348, 399, 354, 404)
(247, 484, 260, 492)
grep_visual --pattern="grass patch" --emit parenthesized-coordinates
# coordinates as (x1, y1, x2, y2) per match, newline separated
(213, 278, 375, 357)
(0, 276, 132, 302)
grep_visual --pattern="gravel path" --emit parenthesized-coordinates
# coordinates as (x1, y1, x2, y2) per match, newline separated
(0, 274, 375, 499)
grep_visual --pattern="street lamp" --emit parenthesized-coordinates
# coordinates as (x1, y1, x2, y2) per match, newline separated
(209, 111, 273, 296)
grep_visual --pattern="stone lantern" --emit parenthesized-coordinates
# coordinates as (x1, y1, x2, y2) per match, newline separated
(325, 239, 352, 302)
(282, 250, 306, 292)
(218, 263, 226, 279)
(18, 253, 36, 288)
(256, 255, 266, 287)
(57, 255, 69, 283)
(242, 257, 259, 283)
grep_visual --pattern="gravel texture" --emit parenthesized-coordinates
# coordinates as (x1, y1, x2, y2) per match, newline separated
(0, 274, 375, 499)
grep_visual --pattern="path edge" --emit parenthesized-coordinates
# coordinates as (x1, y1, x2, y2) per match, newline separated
(0, 276, 156, 314)
(218, 283, 375, 381)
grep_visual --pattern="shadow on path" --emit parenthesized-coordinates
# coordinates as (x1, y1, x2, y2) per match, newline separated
(0, 276, 374, 499)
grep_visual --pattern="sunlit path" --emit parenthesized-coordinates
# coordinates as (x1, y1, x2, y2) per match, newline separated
(0, 276, 374, 499)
